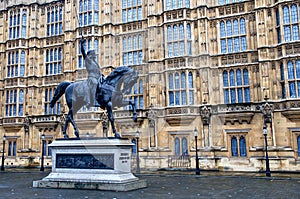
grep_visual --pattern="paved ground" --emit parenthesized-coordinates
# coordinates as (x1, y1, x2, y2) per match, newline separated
(0, 169, 299, 199)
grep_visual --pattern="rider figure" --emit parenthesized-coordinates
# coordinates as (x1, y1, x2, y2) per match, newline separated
(80, 36, 104, 108)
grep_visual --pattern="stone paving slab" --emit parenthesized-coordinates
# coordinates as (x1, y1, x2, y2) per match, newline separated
(0, 169, 299, 199)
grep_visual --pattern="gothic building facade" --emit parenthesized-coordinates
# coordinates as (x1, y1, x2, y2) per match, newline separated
(0, 0, 300, 171)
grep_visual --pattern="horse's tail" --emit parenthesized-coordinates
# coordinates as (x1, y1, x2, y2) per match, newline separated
(50, 82, 71, 108)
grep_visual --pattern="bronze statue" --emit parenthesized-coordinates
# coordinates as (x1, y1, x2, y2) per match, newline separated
(50, 43, 138, 138)
(80, 37, 103, 108)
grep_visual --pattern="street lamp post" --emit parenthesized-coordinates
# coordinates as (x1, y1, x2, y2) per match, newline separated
(135, 130, 140, 174)
(262, 124, 271, 177)
(40, 133, 45, 172)
(194, 128, 200, 175)
(1, 135, 6, 171)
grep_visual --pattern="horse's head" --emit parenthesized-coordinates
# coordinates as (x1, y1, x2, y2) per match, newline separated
(97, 66, 138, 96)
(122, 69, 138, 95)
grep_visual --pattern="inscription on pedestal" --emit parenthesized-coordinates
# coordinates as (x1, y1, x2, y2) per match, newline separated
(119, 153, 130, 164)
(56, 154, 114, 169)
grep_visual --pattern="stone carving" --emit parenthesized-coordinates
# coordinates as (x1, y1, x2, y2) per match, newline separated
(200, 106, 210, 125)
(262, 102, 273, 123)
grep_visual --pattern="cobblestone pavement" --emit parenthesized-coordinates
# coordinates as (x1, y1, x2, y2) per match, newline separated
(0, 169, 299, 199)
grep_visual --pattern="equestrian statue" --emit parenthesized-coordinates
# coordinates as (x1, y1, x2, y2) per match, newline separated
(50, 37, 138, 139)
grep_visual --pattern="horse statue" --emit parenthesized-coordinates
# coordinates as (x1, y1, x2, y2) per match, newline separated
(50, 66, 138, 139)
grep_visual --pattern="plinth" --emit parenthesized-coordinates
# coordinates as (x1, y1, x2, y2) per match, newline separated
(33, 138, 147, 191)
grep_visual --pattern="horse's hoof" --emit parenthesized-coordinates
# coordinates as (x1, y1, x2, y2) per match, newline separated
(63, 134, 69, 139)
(114, 133, 121, 139)
(133, 117, 137, 122)
(75, 131, 80, 138)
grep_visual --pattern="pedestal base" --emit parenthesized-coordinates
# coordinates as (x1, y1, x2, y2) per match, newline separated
(32, 138, 147, 191)
(33, 177, 147, 191)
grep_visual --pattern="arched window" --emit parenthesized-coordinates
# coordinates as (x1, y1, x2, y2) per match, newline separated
(295, 61, 300, 79)
(19, 89, 24, 116)
(134, 82, 138, 94)
(54, 48, 58, 61)
(239, 136, 247, 157)
(20, 50, 25, 77)
(128, 36, 132, 50)
(175, 138, 180, 156)
(233, 19, 239, 35)
(59, 7, 63, 20)
(123, 37, 127, 51)
(188, 72, 194, 105)
(230, 70, 235, 86)
(181, 72, 186, 89)
(168, 23, 190, 57)
(188, 72, 193, 88)
(175, 73, 180, 89)
(283, 6, 290, 24)
(243, 69, 249, 85)
(175, 73, 180, 105)
(244, 69, 250, 102)
(288, 61, 295, 79)
(186, 24, 191, 39)
(280, 63, 286, 100)
(88, 39, 92, 51)
(133, 36, 138, 49)
(220, 21, 225, 37)
(167, 26, 172, 41)
(22, 12, 27, 38)
(139, 80, 144, 109)
(182, 138, 188, 156)
(231, 136, 238, 157)
(139, 79, 143, 93)
(94, 39, 99, 53)
(236, 69, 242, 86)
(223, 71, 229, 87)
(280, 63, 285, 80)
(223, 71, 229, 103)
(138, 34, 143, 48)
(226, 21, 232, 36)
(230, 70, 236, 103)
(173, 25, 178, 40)
(169, 73, 174, 89)
(169, 74, 174, 106)
(291, 5, 298, 23)
(240, 18, 246, 34)
(237, 69, 242, 103)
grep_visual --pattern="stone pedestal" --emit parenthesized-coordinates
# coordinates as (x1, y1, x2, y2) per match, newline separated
(33, 138, 147, 191)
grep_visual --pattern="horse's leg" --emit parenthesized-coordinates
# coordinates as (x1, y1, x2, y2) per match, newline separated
(64, 108, 80, 138)
(129, 99, 137, 122)
(106, 101, 121, 138)
(70, 111, 80, 138)
(67, 108, 80, 138)
(62, 110, 72, 139)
